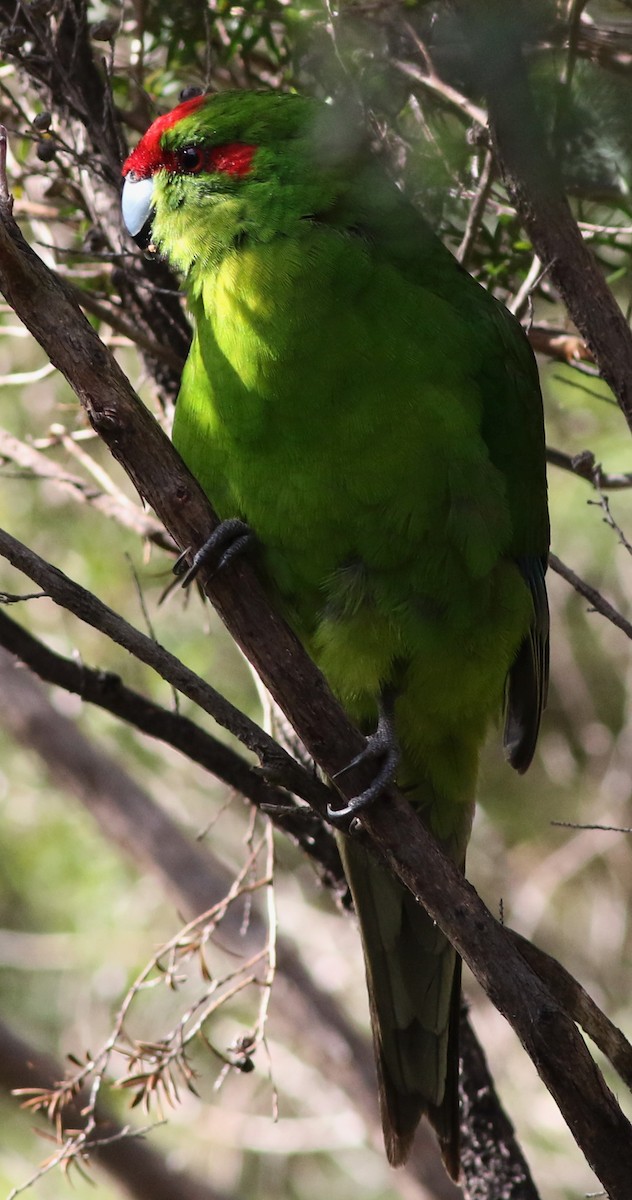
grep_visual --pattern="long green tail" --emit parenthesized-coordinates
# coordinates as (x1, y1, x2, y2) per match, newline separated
(338, 834, 462, 1174)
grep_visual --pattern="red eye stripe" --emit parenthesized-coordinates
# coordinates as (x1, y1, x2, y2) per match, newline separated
(163, 142, 257, 178)
(208, 143, 257, 177)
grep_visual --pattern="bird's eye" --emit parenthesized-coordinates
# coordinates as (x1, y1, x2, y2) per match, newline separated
(177, 145, 204, 174)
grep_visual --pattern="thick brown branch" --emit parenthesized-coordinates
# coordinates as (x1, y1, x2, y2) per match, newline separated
(455, 0, 632, 430)
(1, 140, 631, 1197)
(458, 1008, 541, 1200)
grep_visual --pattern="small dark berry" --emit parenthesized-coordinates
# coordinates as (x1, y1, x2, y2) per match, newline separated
(90, 18, 119, 41)
(180, 86, 204, 103)
(36, 139, 56, 162)
(33, 111, 52, 132)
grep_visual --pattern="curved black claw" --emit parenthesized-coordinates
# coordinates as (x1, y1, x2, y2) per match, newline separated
(327, 704, 400, 827)
(174, 519, 255, 588)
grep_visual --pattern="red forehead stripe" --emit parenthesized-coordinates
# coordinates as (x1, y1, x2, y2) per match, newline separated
(122, 97, 256, 182)
(123, 94, 206, 178)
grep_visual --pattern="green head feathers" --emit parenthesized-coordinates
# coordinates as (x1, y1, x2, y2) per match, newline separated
(122, 91, 370, 278)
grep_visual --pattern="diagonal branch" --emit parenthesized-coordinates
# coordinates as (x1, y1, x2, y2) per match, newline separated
(508, 931, 632, 1090)
(0, 612, 342, 883)
(0, 530, 335, 818)
(0, 425, 174, 549)
(453, 0, 632, 431)
(549, 552, 632, 640)
(1, 137, 631, 1196)
(0, 644, 503, 1200)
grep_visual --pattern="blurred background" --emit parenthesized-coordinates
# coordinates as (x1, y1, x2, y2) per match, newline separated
(1, 2, 632, 1198)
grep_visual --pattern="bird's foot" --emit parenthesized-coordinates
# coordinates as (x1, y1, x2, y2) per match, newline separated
(327, 701, 399, 827)
(174, 518, 255, 588)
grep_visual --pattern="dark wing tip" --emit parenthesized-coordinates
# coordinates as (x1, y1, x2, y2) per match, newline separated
(504, 555, 550, 774)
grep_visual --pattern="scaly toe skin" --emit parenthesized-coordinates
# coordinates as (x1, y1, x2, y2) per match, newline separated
(174, 518, 255, 588)
(327, 707, 400, 826)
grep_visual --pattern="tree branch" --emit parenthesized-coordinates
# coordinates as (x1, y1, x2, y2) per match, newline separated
(0, 615, 343, 885)
(458, 1008, 541, 1200)
(546, 446, 632, 491)
(0, 1018, 231, 1200)
(0, 131, 631, 1196)
(0, 425, 174, 550)
(549, 552, 632, 640)
(0, 528, 336, 817)
(454, 0, 632, 430)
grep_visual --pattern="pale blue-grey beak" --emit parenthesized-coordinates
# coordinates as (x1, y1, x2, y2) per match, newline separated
(121, 173, 155, 247)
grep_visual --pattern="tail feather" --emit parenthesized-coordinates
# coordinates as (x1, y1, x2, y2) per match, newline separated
(338, 835, 461, 1175)
(428, 960, 462, 1178)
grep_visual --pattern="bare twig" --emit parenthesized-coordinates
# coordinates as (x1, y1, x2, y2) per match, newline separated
(28, 842, 273, 1134)
(0, 1020, 229, 1200)
(508, 253, 544, 320)
(0, 528, 335, 812)
(0, 425, 174, 549)
(549, 552, 632, 640)
(456, 0, 632, 430)
(546, 447, 632, 490)
(456, 148, 495, 267)
(590, 490, 632, 556)
(551, 820, 632, 834)
(394, 24, 487, 128)
(1, 104, 631, 1199)
(0, 615, 343, 874)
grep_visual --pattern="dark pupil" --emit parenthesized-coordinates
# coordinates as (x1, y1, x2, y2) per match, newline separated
(179, 146, 202, 173)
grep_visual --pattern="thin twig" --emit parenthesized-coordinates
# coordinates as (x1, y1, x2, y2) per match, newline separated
(0, 425, 174, 549)
(546, 447, 632, 490)
(0, 607, 338, 834)
(1, 99, 632, 1198)
(0, 527, 334, 809)
(456, 148, 495, 267)
(590, 491, 632, 555)
(549, 552, 632, 639)
(508, 253, 544, 319)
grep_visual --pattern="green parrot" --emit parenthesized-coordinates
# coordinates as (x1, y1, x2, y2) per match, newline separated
(122, 90, 549, 1175)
